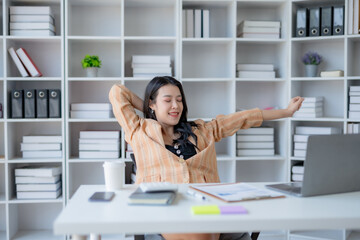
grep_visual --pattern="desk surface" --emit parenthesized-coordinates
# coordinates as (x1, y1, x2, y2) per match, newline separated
(54, 184, 360, 235)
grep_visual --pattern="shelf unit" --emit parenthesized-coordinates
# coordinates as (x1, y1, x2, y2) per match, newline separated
(0, 0, 358, 240)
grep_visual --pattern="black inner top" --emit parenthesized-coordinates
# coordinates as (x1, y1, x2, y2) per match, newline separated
(165, 143, 196, 160)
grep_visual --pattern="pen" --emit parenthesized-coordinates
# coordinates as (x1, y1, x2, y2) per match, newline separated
(186, 189, 208, 201)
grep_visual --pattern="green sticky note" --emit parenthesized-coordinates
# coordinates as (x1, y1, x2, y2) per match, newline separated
(191, 205, 220, 215)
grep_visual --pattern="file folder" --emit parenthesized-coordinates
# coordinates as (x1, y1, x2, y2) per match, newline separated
(36, 89, 48, 118)
(24, 89, 36, 118)
(49, 89, 61, 118)
(296, 8, 308, 37)
(333, 6, 344, 35)
(309, 7, 320, 36)
(321, 6, 333, 36)
(11, 90, 24, 118)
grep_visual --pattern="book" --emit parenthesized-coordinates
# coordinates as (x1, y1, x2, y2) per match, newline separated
(20, 143, 62, 151)
(236, 64, 274, 71)
(9, 6, 53, 15)
(10, 22, 55, 31)
(301, 102, 323, 108)
(22, 135, 62, 143)
(295, 126, 341, 135)
(15, 175, 61, 184)
(189, 182, 284, 202)
(16, 181, 61, 191)
(293, 112, 323, 118)
(22, 150, 62, 158)
(237, 127, 274, 135)
(79, 143, 120, 151)
(71, 103, 112, 111)
(79, 151, 119, 159)
(350, 96, 360, 103)
(202, 9, 210, 38)
(350, 86, 360, 92)
(79, 131, 120, 139)
(238, 20, 281, 28)
(132, 67, 172, 74)
(349, 111, 360, 118)
(237, 149, 274, 156)
(349, 104, 360, 111)
(302, 97, 324, 103)
(236, 135, 273, 142)
(79, 138, 120, 144)
(238, 27, 280, 34)
(132, 55, 170, 64)
(10, 14, 54, 24)
(292, 166, 304, 174)
(186, 9, 194, 38)
(70, 110, 113, 119)
(182, 10, 186, 37)
(15, 48, 43, 77)
(294, 142, 307, 150)
(10, 29, 55, 36)
(293, 134, 309, 142)
(238, 32, 280, 39)
(291, 173, 303, 182)
(349, 91, 360, 96)
(236, 142, 274, 149)
(7, 47, 29, 77)
(16, 189, 61, 199)
(320, 70, 344, 77)
(15, 166, 62, 177)
(131, 63, 170, 68)
(297, 107, 323, 113)
(194, 9, 201, 38)
(128, 187, 176, 205)
(294, 149, 306, 157)
(237, 71, 275, 78)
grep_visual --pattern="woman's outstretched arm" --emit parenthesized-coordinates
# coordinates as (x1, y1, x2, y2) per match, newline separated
(261, 96, 304, 121)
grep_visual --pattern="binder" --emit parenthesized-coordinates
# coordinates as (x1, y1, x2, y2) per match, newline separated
(24, 89, 36, 118)
(36, 89, 48, 118)
(296, 8, 308, 37)
(321, 6, 333, 36)
(309, 7, 320, 36)
(333, 6, 344, 35)
(49, 89, 61, 118)
(11, 90, 24, 118)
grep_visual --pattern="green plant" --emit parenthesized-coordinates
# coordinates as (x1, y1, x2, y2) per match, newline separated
(81, 55, 102, 68)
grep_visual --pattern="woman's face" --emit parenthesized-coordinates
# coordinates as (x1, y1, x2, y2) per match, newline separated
(150, 84, 183, 128)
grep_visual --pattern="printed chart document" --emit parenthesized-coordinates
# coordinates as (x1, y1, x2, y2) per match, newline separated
(190, 183, 285, 202)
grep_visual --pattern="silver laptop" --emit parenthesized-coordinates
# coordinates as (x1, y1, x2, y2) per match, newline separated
(266, 134, 360, 197)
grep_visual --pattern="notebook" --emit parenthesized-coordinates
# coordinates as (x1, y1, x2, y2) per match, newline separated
(266, 134, 360, 197)
(128, 187, 176, 205)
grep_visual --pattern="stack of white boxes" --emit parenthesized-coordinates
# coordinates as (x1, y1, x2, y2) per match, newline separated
(70, 103, 114, 119)
(291, 164, 304, 182)
(349, 86, 360, 119)
(236, 64, 275, 79)
(79, 131, 120, 159)
(293, 126, 341, 158)
(237, 20, 280, 39)
(132, 55, 172, 77)
(9, 6, 55, 36)
(293, 97, 323, 118)
(21, 135, 62, 158)
(236, 127, 275, 156)
(15, 166, 62, 199)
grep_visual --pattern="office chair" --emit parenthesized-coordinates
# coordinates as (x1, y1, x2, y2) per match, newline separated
(130, 154, 260, 240)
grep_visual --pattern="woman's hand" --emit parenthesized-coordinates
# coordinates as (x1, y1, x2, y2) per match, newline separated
(286, 96, 304, 117)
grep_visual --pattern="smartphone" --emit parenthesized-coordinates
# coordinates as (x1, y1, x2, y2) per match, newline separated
(89, 191, 115, 202)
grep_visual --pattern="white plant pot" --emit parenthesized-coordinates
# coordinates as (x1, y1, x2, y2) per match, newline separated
(86, 67, 99, 77)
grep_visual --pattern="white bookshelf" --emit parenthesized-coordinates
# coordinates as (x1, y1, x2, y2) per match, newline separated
(0, 0, 358, 240)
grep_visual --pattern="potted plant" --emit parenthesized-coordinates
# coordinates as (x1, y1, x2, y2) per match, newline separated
(81, 55, 102, 77)
(302, 51, 322, 77)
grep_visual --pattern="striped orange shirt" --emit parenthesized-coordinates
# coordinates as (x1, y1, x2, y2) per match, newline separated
(109, 84, 263, 184)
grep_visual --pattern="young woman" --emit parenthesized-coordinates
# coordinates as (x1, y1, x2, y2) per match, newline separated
(109, 76, 304, 240)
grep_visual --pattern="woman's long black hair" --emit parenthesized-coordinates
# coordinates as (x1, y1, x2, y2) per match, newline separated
(143, 76, 198, 149)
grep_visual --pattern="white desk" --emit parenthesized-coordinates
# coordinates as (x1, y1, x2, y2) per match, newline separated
(54, 184, 360, 237)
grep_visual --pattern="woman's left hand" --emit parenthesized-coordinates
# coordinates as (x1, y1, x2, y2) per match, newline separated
(287, 96, 304, 117)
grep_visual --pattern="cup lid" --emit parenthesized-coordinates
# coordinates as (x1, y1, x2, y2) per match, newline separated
(103, 160, 125, 167)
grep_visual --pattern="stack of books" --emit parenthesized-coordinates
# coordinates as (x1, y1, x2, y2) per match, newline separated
(293, 97, 324, 118)
(237, 20, 281, 39)
(347, 122, 360, 133)
(132, 55, 172, 77)
(349, 86, 360, 119)
(9, 6, 55, 36)
(79, 131, 120, 159)
(182, 9, 209, 38)
(15, 166, 62, 199)
(291, 164, 304, 182)
(70, 103, 114, 119)
(21, 135, 62, 158)
(236, 127, 275, 156)
(8, 47, 42, 77)
(293, 126, 341, 158)
(236, 64, 275, 79)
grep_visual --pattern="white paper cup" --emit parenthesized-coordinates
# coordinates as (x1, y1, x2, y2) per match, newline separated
(103, 161, 126, 191)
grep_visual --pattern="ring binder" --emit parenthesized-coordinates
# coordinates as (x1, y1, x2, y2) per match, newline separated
(11, 90, 24, 118)
(309, 7, 320, 37)
(24, 89, 36, 118)
(333, 6, 344, 35)
(36, 89, 49, 118)
(321, 6, 333, 36)
(296, 8, 308, 37)
(49, 89, 61, 118)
